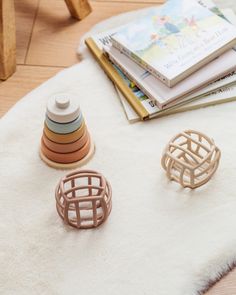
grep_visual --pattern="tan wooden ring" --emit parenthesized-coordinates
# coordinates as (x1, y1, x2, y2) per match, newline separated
(42, 129, 89, 153)
(43, 120, 86, 144)
(41, 136, 91, 164)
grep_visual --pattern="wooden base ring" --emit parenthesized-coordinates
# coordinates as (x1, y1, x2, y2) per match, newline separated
(40, 140, 95, 169)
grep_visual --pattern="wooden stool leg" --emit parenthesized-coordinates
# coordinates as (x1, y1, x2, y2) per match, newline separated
(0, 0, 16, 80)
(64, 0, 92, 20)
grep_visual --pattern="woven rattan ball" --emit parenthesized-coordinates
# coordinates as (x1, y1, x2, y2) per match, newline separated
(55, 170, 112, 229)
(161, 130, 221, 189)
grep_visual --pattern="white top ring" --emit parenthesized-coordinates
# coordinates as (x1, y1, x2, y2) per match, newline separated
(46, 93, 80, 123)
(55, 95, 70, 109)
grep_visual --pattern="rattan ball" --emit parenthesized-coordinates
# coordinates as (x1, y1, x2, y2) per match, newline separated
(55, 170, 112, 229)
(161, 130, 221, 189)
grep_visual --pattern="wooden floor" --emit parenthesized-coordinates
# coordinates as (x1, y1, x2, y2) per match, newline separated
(0, 0, 236, 294)
(0, 0, 165, 116)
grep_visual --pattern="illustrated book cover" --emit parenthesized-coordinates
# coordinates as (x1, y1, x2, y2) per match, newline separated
(111, 0, 236, 87)
(117, 6, 236, 122)
(85, 4, 236, 121)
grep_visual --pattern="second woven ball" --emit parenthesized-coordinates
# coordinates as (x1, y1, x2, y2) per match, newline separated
(161, 130, 221, 189)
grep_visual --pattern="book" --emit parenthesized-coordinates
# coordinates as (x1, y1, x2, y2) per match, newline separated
(172, 84, 236, 114)
(104, 45, 236, 108)
(86, 33, 159, 120)
(110, 0, 236, 87)
(115, 10, 236, 122)
(115, 88, 141, 123)
(157, 83, 236, 118)
(85, 5, 236, 121)
(86, 29, 236, 120)
(104, 0, 236, 109)
(115, 8, 236, 122)
(117, 82, 236, 122)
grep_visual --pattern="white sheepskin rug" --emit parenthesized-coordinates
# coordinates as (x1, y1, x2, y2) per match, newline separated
(1, 6, 236, 295)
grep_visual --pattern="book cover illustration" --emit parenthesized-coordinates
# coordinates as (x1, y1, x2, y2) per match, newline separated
(112, 0, 236, 81)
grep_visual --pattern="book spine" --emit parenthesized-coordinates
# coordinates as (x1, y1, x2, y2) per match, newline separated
(105, 49, 162, 108)
(85, 38, 149, 120)
(111, 37, 171, 87)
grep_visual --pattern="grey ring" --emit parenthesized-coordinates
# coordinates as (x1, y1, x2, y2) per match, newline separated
(45, 113, 83, 134)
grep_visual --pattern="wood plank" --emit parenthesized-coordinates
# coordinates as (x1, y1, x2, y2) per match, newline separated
(0, 0, 16, 80)
(94, 0, 164, 3)
(206, 268, 236, 295)
(0, 65, 61, 117)
(15, 0, 39, 64)
(26, 0, 158, 67)
(64, 0, 92, 19)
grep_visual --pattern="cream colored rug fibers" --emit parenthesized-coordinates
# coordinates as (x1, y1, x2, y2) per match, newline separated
(1, 4, 236, 295)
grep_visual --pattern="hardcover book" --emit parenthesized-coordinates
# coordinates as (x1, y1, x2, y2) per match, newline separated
(111, 0, 236, 87)
(86, 31, 236, 120)
(85, 6, 236, 121)
(117, 83, 236, 122)
(85, 37, 153, 120)
(104, 45, 236, 108)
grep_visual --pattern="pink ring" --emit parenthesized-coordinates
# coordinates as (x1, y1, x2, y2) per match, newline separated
(41, 136, 91, 164)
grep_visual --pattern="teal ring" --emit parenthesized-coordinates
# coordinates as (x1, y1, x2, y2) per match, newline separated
(45, 113, 83, 134)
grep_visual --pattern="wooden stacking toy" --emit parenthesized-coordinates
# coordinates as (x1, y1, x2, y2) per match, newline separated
(55, 170, 112, 229)
(40, 93, 95, 169)
(161, 130, 221, 189)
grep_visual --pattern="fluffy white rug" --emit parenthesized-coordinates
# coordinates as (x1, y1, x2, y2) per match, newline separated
(1, 5, 236, 295)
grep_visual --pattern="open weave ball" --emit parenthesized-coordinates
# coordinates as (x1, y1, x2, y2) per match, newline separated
(55, 170, 112, 229)
(161, 130, 221, 189)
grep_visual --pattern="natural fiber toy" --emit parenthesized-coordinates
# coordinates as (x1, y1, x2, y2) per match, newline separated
(55, 170, 112, 229)
(161, 130, 221, 189)
(40, 93, 95, 169)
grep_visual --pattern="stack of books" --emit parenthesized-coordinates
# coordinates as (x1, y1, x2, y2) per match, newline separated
(85, 0, 236, 122)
